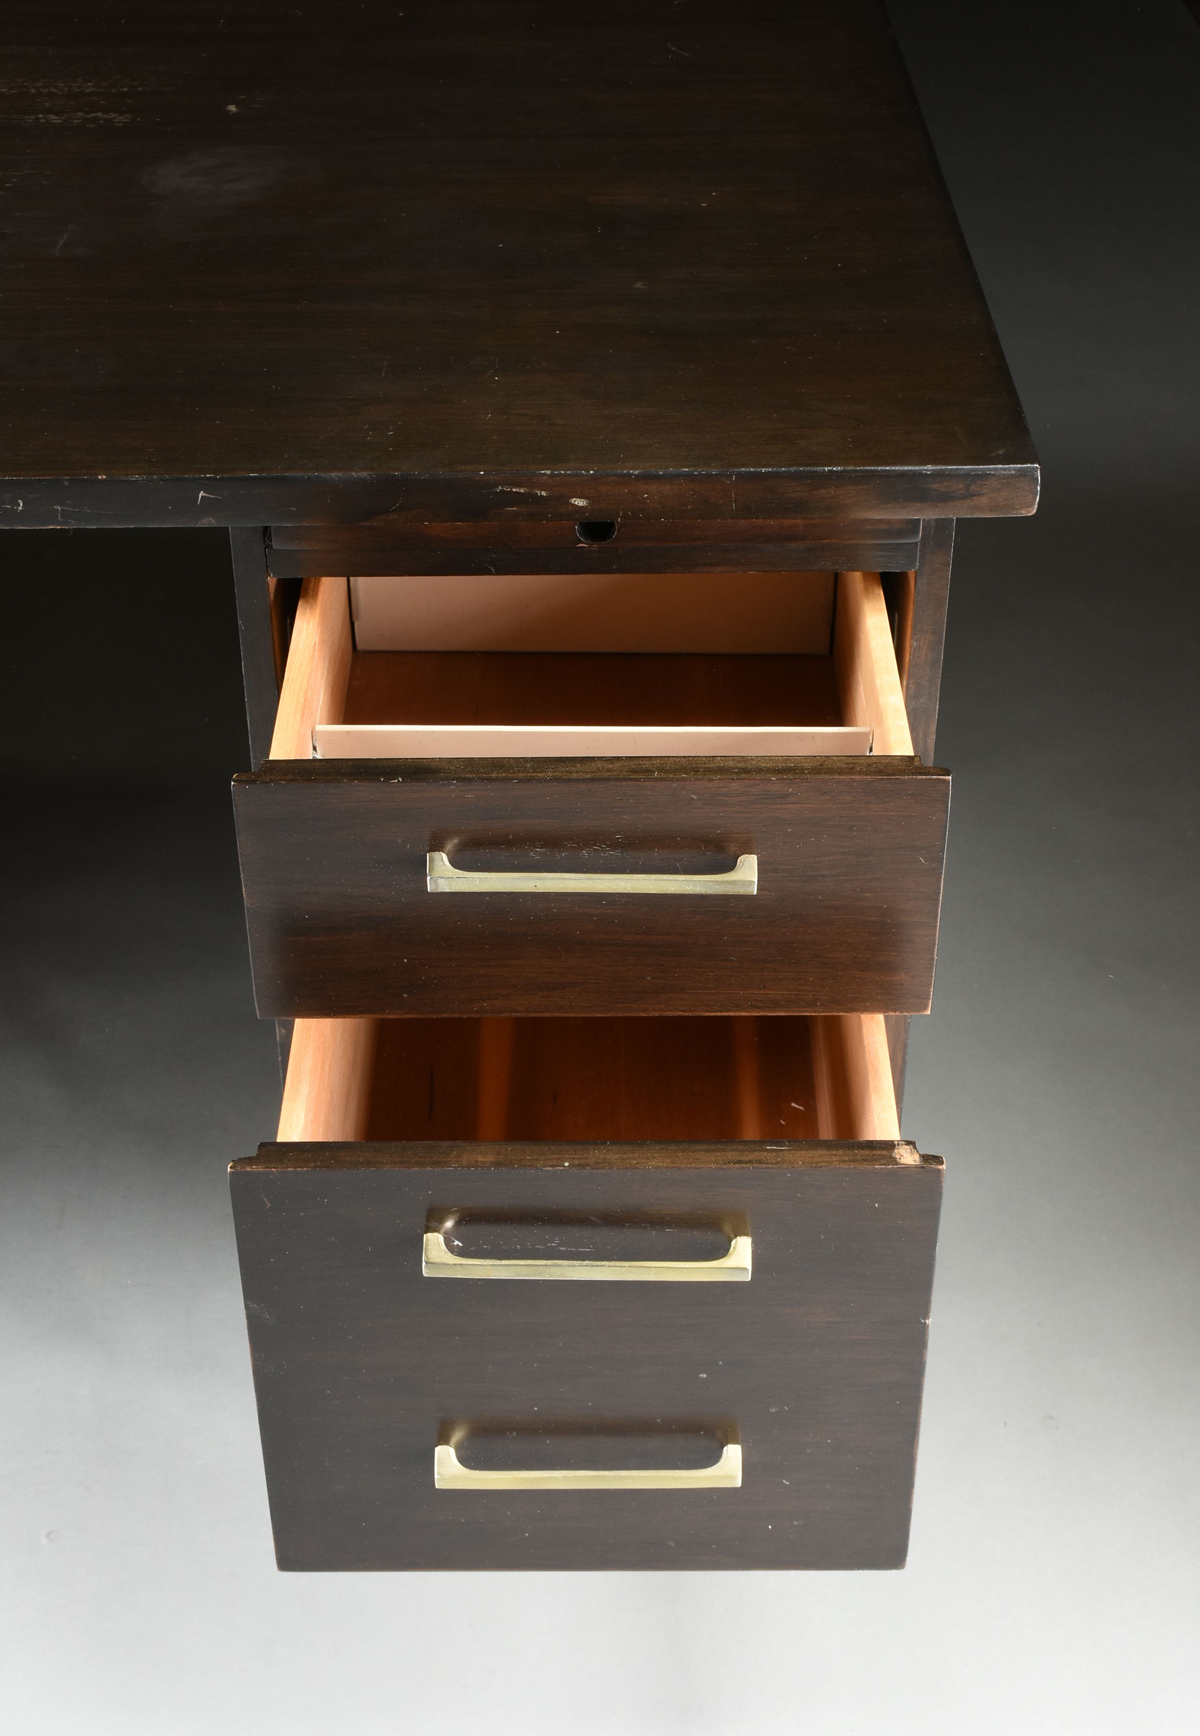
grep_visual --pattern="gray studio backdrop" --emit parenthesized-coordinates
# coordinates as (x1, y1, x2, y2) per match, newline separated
(3, 2, 1198, 1730)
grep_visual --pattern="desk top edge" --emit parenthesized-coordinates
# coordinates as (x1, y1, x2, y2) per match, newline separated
(0, 0, 1038, 521)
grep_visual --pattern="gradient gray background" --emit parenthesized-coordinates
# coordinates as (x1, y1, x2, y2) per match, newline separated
(3, 1, 1198, 1729)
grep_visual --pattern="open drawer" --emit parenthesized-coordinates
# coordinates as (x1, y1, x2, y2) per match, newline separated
(232, 568, 949, 1017)
(231, 1012, 943, 1571)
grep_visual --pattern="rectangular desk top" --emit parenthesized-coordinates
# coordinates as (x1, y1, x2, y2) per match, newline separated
(0, 0, 1037, 527)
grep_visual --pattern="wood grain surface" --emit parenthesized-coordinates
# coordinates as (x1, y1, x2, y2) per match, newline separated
(230, 1149, 943, 1569)
(346, 568, 837, 656)
(230, 528, 281, 768)
(275, 1009, 900, 1143)
(343, 651, 845, 729)
(0, 0, 1034, 525)
(266, 521, 925, 576)
(273, 1009, 903, 1145)
(276, 1017, 378, 1142)
(904, 519, 957, 765)
(833, 572, 915, 756)
(267, 577, 352, 759)
(365, 1015, 817, 1144)
(233, 758, 950, 1016)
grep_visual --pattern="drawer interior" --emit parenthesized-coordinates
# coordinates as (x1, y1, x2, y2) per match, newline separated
(276, 1012, 900, 1146)
(350, 568, 837, 653)
(267, 570, 913, 760)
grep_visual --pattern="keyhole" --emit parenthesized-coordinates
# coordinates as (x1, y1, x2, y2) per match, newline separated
(575, 519, 618, 543)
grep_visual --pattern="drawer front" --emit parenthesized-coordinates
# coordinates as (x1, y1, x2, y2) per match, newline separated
(230, 1144, 943, 1572)
(232, 759, 949, 1017)
(265, 518, 924, 577)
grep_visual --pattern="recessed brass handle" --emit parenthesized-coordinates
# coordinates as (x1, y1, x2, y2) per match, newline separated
(434, 1442, 742, 1491)
(422, 1230, 752, 1281)
(426, 850, 757, 895)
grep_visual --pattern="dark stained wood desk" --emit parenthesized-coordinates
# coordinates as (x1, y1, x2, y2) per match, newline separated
(2, 0, 1037, 1570)
(0, 0, 1034, 525)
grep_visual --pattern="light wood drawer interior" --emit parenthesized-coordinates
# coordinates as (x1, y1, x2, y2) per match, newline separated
(267, 570, 913, 761)
(277, 1012, 901, 1146)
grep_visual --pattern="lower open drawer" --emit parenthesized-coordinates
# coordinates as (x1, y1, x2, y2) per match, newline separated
(231, 1013, 942, 1571)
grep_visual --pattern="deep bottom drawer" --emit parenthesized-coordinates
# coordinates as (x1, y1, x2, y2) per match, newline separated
(232, 1013, 942, 1571)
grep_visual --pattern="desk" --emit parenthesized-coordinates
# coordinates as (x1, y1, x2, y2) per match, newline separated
(2, 0, 1037, 1570)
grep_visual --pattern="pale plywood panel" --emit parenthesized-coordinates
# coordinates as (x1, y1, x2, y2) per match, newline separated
(277, 1018, 378, 1142)
(313, 722, 870, 759)
(833, 571, 914, 756)
(269, 575, 353, 759)
(282, 1014, 897, 1146)
(812, 1014, 901, 1142)
(350, 570, 835, 654)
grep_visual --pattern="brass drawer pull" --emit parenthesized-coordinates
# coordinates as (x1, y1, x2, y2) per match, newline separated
(422, 1230, 752, 1282)
(434, 1442, 743, 1491)
(426, 850, 758, 896)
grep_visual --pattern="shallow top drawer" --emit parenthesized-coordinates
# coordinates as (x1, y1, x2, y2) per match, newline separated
(265, 518, 924, 577)
(233, 568, 949, 1018)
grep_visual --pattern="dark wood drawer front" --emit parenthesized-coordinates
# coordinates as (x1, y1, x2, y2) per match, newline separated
(231, 1144, 943, 1572)
(265, 519, 923, 577)
(232, 758, 949, 1017)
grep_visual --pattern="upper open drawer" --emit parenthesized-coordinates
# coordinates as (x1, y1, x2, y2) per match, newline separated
(266, 566, 914, 762)
(233, 568, 949, 1018)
